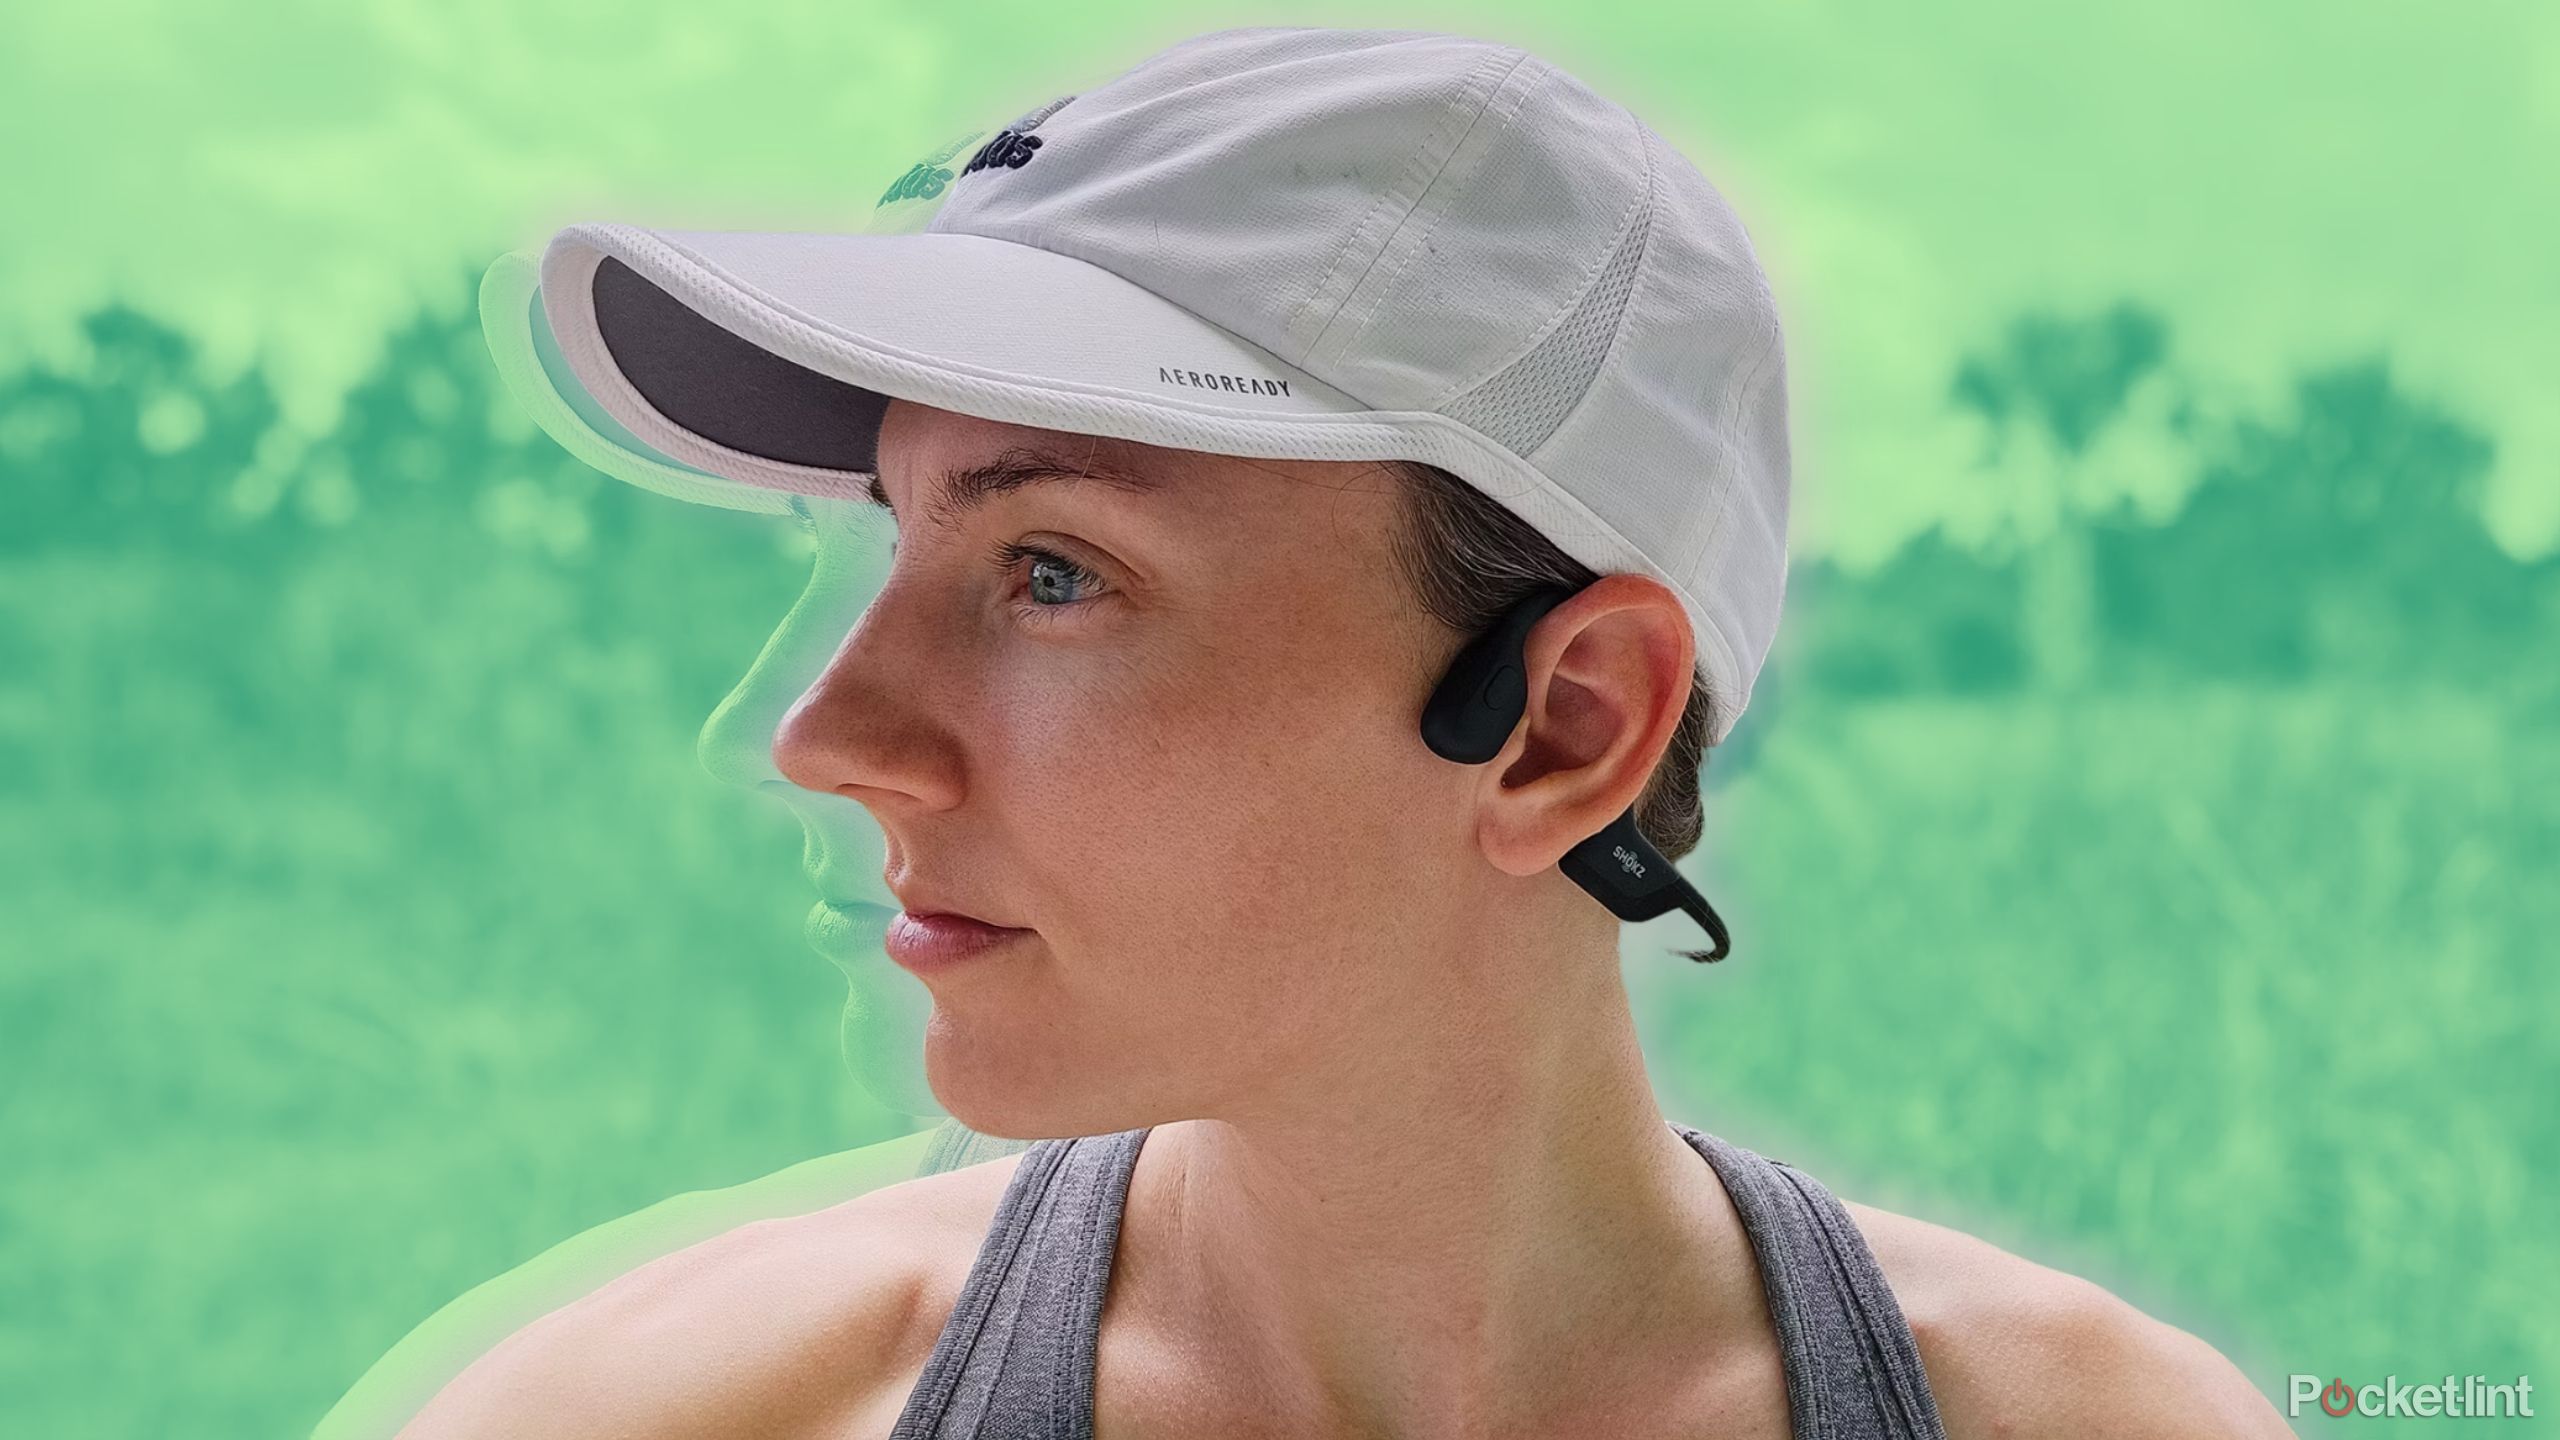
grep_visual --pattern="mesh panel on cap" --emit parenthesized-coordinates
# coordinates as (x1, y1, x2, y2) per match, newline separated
(1438, 192, 1652, 458)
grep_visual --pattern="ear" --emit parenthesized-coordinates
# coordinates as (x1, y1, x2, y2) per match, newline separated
(1473, 574, 1696, 879)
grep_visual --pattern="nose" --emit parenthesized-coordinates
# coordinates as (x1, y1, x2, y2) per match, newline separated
(768, 589, 968, 814)
(700, 491, 976, 851)
(741, 534, 967, 815)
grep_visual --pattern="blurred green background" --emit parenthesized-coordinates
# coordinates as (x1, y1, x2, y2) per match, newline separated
(3, 2, 2552, 1435)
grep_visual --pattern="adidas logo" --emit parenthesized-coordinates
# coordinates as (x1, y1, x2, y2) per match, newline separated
(963, 129, 1045, 174)
(956, 93, 1073, 181)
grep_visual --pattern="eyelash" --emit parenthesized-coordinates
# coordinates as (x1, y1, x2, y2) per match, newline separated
(988, 539, 1108, 617)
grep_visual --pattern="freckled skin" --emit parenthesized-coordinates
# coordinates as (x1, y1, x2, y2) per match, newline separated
(713, 395, 1590, 1138)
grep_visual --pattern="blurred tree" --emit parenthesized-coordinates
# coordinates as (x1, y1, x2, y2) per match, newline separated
(1787, 533, 2024, 699)
(2093, 355, 2504, 686)
(0, 303, 277, 554)
(1949, 303, 2171, 693)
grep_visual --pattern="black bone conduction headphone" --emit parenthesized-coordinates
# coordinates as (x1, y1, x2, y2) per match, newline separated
(1418, 585, 1733, 963)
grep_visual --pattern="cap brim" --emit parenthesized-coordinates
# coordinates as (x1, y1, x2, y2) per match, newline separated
(522, 221, 1396, 509)
(480, 247, 794, 515)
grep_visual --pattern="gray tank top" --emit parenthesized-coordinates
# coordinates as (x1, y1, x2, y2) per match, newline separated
(889, 1120, 1948, 1439)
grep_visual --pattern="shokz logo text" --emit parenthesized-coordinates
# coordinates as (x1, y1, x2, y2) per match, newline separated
(1612, 845, 1646, 879)
(2289, 1373, 2534, 1420)
(1157, 366, 1293, 398)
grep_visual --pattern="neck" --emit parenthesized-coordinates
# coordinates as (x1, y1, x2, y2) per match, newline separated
(1110, 917, 1769, 1436)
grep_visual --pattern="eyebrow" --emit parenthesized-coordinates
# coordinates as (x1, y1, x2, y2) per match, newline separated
(865, 444, 1167, 532)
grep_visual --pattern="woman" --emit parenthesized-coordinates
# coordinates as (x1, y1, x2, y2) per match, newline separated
(403, 25, 2288, 1438)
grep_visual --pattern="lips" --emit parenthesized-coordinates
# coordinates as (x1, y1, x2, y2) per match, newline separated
(883, 909, 1033, 971)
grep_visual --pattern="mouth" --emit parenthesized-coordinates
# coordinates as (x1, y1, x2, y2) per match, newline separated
(802, 860, 1033, 972)
(882, 909, 1035, 972)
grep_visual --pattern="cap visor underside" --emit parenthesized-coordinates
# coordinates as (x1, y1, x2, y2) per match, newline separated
(479, 247, 789, 514)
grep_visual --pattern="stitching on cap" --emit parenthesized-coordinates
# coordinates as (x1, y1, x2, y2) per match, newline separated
(1328, 52, 1556, 363)
(1434, 203, 1647, 455)
(1541, 116, 1659, 451)
(1279, 45, 1512, 364)
(1437, 115, 1657, 456)
(1297, 47, 1533, 364)
(1428, 174, 1646, 422)
(1420, 168, 1647, 413)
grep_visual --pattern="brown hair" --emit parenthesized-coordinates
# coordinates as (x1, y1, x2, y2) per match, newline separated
(1381, 460, 1719, 861)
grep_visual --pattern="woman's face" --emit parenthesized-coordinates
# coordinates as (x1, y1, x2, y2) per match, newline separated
(699, 398, 1482, 1136)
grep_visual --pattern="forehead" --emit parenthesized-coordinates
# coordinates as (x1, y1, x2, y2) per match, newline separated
(866, 439, 1167, 534)
(869, 401, 1396, 535)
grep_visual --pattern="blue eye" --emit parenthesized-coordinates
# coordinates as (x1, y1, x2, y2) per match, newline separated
(991, 539, 1105, 610)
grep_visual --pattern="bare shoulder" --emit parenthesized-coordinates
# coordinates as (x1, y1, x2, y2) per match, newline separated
(1840, 1200, 2291, 1440)
(396, 1150, 1029, 1439)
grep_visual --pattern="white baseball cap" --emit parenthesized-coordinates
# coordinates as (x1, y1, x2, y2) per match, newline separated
(483, 24, 1791, 740)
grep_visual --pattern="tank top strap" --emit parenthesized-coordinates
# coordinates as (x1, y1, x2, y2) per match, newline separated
(889, 1126, 1149, 1440)
(1671, 1122, 1950, 1440)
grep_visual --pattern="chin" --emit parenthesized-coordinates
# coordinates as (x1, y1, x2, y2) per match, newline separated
(919, 1016, 1185, 1141)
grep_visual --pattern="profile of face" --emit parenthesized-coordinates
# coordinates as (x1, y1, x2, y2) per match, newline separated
(693, 397, 1655, 1139)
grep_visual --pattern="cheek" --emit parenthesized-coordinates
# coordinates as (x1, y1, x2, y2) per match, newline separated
(986, 641, 1440, 962)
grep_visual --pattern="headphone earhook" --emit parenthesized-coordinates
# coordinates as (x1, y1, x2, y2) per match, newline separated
(1417, 585, 1734, 963)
